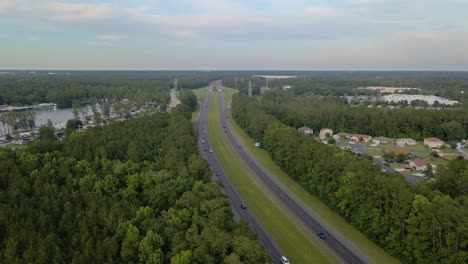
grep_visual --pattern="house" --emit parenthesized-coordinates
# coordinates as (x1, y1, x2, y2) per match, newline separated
(350, 134, 372, 143)
(298, 126, 313, 135)
(319, 128, 334, 139)
(373, 136, 394, 145)
(409, 158, 427, 171)
(385, 146, 410, 156)
(333, 132, 351, 140)
(424, 137, 445, 149)
(396, 138, 417, 147)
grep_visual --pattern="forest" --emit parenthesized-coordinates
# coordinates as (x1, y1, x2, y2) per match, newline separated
(0, 95, 271, 263)
(257, 91, 468, 141)
(232, 93, 468, 264)
(0, 71, 219, 108)
(225, 71, 468, 103)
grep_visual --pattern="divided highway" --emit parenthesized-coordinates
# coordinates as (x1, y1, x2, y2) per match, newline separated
(215, 83, 372, 264)
(196, 84, 285, 263)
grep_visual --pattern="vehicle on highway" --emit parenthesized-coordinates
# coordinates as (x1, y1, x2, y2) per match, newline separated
(383, 161, 390, 166)
(215, 172, 220, 176)
(280, 256, 290, 264)
(240, 203, 247, 209)
(209, 149, 213, 153)
(201, 139, 205, 143)
(316, 232, 326, 239)
(203, 130, 207, 133)
(204, 148, 207, 151)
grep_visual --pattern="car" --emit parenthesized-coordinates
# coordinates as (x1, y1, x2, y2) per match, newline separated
(280, 256, 290, 264)
(215, 172, 220, 176)
(383, 161, 389, 166)
(209, 149, 213, 153)
(201, 139, 205, 144)
(316, 232, 326, 239)
(203, 130, 207, 133)
(240, 203, 247, 209)
(238, 144, 241, 148)
(204, 148, 207, 151)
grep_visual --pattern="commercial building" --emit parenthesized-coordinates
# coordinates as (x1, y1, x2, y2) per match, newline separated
(383, 94, 459, 106)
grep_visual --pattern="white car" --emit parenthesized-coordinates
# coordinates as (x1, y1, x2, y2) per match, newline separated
(280, 256, 290, 264)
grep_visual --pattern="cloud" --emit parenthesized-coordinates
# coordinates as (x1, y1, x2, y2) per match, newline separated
(27, 36, 40, 41)
(173, 31, 195, 38)
(97, 34, 126, 41)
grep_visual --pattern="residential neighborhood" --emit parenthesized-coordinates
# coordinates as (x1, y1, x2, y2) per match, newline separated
(308, 127, 468, 181)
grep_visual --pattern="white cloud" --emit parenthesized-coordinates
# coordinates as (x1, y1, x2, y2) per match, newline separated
(27, 36, 40, 41)
(173, 31, 195, 38)
(97, 34, 126, 41)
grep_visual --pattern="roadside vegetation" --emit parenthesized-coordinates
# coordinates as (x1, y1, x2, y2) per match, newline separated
(206, 90, 338, 264)
(232, 92, 468, 264)
(0, 91, 271, 263)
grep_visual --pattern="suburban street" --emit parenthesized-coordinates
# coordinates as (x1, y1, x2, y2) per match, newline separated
(339, 142, 424, 183)
(214, 82, 371, 264)
(196, 84, 285, 263)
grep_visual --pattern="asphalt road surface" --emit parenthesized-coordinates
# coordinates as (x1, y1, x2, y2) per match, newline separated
(196, 84, 285, 263)
(338, 142, 425, 183)
(215, 83, 372, 264)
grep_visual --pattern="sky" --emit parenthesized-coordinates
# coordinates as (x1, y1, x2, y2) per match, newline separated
(1, 0, 468, 70)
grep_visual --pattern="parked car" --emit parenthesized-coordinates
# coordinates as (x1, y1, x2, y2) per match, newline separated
(240, 203, 247, 209)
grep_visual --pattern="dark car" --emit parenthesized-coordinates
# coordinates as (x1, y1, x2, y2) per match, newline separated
(215, 172, 220, 176)
(316, 232, 326, 239)
(240, 203, 247, 209)
(204, 148, 208, 151)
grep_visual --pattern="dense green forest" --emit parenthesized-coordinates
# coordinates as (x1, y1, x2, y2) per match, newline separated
(0, 71, 218, 108)
(0, 97, 270, 263)
(224, 71, 468, 103)
(256, 91, 468, 141)
(232, 93, 468, 264)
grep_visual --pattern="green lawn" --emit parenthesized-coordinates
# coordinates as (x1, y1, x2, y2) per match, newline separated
(222, 87, 400, 264)
(406, 143, 428, 151)
(207, 90, 338, 264)
(364, 148, 384, 157)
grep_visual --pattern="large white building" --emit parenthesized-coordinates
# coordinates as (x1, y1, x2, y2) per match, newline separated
(383, 94, 459, 106)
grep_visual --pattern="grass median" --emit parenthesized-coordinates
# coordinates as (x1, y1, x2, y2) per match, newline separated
(207, 90, 338, 264)
(222, 87, 400, 264)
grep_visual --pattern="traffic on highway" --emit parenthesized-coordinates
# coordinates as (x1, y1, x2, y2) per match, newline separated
(213, 82, 372, 264)
(197, 84, 287, 263)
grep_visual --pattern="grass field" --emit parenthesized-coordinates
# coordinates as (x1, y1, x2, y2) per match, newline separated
(364, 148, 384, 157)
(206, 90, 339, 264)
(222, 87, 400, 264)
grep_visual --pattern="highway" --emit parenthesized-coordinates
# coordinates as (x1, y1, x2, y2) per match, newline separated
(196, 84, 285, 263)
(214, 82, 372, 264)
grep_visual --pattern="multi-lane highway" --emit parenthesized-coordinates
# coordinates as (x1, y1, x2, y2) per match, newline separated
(196, 84, 285, 263)
(213, 82, 372, 264)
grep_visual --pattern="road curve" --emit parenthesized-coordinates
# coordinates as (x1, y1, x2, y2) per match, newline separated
(196, 84, 285, 263)
(216, 83, 373, 264)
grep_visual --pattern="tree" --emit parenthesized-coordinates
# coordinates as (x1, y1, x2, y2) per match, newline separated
(121, 224, 140, 263)
(138, 231, 163, 264)
(65, 119, 82, 136)
(72, 102, 81, 119)
(38, 120, 55, 140)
